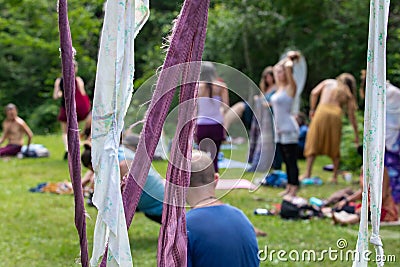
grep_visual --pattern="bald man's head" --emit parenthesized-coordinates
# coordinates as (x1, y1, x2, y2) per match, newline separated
(190, 150, 216, 187)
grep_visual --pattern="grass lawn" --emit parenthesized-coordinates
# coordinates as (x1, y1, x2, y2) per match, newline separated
(0, 134, 398, 266)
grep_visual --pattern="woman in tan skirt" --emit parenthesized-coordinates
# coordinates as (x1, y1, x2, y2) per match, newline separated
(301, 73, 359, 183)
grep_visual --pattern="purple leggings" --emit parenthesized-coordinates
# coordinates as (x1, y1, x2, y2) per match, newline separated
(196, 123, 224, 172)
(0, 144, 22, 157)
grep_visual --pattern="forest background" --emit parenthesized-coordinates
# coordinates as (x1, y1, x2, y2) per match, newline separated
(0, 0, 399, 134)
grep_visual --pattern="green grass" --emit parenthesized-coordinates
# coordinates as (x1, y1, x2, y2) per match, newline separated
(0, 135, 399, 266)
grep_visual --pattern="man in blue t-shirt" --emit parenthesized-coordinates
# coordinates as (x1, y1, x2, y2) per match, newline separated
(81, 134, 165, 224)
(186, 151, 260, 267)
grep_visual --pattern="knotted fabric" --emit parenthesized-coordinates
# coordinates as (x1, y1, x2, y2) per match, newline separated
(353, 1, 390, 267)
(58, 0, 88, 266)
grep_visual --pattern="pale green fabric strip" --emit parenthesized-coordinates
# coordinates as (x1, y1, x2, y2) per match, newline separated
(90, 0, 149, 266)
(353, 1, 390, 267)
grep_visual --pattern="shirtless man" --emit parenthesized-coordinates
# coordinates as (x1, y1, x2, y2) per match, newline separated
(0, 103, 33, 157)
(301, 73, 359, 183)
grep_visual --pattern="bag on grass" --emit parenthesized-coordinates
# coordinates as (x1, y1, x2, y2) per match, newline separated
(21, 144, 50, 158)
(280, 199, 321, 220)
(261, 170, 287, 188)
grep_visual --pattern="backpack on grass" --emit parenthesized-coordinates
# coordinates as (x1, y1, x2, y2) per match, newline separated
(21, 144, 50, 158)
(261, 170, 288, 188)
(280, 198, 322, 220)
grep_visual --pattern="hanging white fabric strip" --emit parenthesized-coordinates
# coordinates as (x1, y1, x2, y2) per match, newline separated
(90, 0, 149, 266)
(353, 1, 390, 267)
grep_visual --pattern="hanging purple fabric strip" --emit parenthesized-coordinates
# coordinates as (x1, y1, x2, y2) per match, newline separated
(122, 0, 209, 230)
(58, 1, 88, 266)
(157, 0, 210, 266)
(98, 0, 210, 266)
(99, 0, 210, 265)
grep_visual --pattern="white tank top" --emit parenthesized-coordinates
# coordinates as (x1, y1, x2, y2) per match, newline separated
(270, 90, 299, 133)
(197, 95, 223, 125)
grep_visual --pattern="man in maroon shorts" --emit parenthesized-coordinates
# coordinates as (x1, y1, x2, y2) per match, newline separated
(0, 103, 33, 157)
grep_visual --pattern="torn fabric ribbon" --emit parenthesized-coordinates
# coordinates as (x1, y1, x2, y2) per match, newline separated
(90, 0, 149, 266)
(353, 1, 390, 267)
(120, 0, 210, 266)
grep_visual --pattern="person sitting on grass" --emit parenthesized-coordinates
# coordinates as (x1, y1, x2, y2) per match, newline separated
(321, 168, 398, 225)
(0, 103, 33, 157)
(81, 134, 165, 224)
(186, 150, 260, 267)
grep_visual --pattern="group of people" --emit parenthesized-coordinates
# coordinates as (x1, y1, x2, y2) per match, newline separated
(197, 52, 303, 197)
(1, 56, 400, 265)
(0, 60, 91, 160)
(195, 56, 399, 226)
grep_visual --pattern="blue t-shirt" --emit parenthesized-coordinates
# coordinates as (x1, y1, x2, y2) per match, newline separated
(298, 125, 308, 149)
(118, 146, 165, 216)
(186, 204, 259, 267)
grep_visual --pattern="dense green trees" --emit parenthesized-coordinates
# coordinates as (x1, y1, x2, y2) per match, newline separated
(0, 0, 104, 132)
(205, 0, 399, 98)
(0, 0, 399, 133)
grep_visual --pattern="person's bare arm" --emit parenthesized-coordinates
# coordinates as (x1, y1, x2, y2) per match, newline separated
(347, 96, 359, 146)
(119, 160, 133, 179)
(53, 78, 62, 99)
(334, 189, 362, 209)
(346, 189, 362, 202)
(81, 170, 95, 188)
(219, 82, 230, 113)
(76, 76, 87, 96)
(20, 119, 33, 149)
(274, 51, 300, 98)
(284, 60, 297, 98)
(0, 121, 11, 147)
(0, 121, 9, 145)
(382, 167, 391, 203)
(309, 80, 326, 118)
(359, 69, 366, 100)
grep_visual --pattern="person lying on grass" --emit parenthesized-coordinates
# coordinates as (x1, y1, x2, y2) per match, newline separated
(321, 168, 398, 225)
(81, 135, 165, 224)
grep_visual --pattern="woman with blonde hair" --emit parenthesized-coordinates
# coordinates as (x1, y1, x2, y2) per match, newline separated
(270, 51, 301, 196)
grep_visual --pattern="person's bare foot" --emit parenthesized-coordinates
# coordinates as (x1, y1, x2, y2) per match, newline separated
(278, 188, 289, 197)
(329, 177, 338, 184)
(322, 207, 332, 218)
(332, 211, 359, 225)
(287, 185, 299, 197)
(299, 174, 308, 181)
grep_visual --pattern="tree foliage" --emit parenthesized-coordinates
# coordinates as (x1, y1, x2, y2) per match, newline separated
(205, 0, 399, 104)
(0, 0, 104, 132)
(0, 0, 399, 133)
